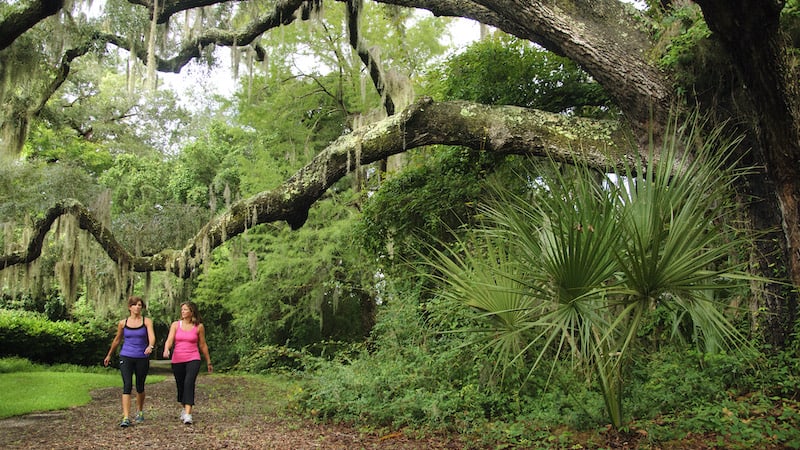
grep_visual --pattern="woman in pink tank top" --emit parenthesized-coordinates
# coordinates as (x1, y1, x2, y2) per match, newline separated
(163, 301, 212, 425)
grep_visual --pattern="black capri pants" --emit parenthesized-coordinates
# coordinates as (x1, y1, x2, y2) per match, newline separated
(172, 359, 202, 406)
(119, 355, 150, 394)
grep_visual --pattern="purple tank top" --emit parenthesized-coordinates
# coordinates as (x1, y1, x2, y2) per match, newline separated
(119, 320, 149, 358)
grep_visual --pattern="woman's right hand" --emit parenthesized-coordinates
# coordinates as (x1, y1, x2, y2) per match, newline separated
(103, 355, 110, 367)
(163, 348, 170, 359)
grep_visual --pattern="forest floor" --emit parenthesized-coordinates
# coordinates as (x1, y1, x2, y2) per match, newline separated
(0, 362, 792, 449)
(0, 363, 471, 450)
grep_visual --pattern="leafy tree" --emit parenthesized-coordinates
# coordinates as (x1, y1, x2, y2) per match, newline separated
(167, 122, 245, 209)
(0, 160, 99, 224)
(358, 145, 506, 263)
(99, 154, 173, 215)
(430, 35, 612, 116)
(22, 122, 114, 176)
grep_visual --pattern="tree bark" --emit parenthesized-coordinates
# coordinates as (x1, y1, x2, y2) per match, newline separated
(374, 0, 673, 142)
(692, 0, 800, 345)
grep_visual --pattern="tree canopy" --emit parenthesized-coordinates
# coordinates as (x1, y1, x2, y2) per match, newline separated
(1, 0, 799, 346)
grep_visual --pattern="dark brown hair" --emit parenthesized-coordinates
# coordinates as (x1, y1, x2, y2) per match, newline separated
(128, 296, 146, 309)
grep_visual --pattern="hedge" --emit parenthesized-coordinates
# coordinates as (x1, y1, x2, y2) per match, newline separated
(0, 309, 109, 366)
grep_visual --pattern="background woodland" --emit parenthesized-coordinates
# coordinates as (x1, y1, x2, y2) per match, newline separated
(2, 0, 800, 447)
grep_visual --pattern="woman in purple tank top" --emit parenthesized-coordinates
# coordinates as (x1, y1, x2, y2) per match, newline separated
(103, 296, 156, 428)
(163, 301, 212, 425)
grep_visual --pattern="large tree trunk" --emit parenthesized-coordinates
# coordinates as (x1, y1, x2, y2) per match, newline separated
(692, 0, 800, 345)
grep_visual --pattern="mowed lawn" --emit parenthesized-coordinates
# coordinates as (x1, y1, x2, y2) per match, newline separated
(0, 372, 165, 419)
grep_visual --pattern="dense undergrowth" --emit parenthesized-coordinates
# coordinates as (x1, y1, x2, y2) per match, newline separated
(225, 293, 800, 449)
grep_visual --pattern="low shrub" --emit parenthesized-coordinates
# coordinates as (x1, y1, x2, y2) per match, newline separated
(0, 309, 109, 365)
(234, 344, 321, 374)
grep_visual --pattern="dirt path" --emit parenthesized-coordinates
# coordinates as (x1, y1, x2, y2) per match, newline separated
(0, 371, 468, 450)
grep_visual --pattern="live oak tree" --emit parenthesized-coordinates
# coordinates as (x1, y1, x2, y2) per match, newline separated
(1, 0, 798, 346)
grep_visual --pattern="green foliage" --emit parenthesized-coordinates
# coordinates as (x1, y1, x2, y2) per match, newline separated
(358, 146, 509, 264)
(192, 195, 375, 369)
(0, 356, 40, 373)
(38, 53, 193, 155)
(420, 116, 758, 428)
(112, 202, 211, 255)
(627, 348, 738, 419)
(296, 279, 613, 439)
(102, 0, 151, 37)
(635, 392, 800, 449)
(783, 0, 800, 54)
(428, 35, 611, 116)
(99, 154, 174, 214)
(23, 122, 114, 175)
(299, 290, 799, 446)
(99, 153, 210, 253)
(233, 72, 350, 195)
(297, 297, 483, 429)
(0, 159, 101, 223)
(0, 287, 69, 321)
(167, 122, 245, 209)
(651, 3, 732, 97)
(233, 344, 316, 374)
(0, 309, 109, 365)
(306, 281, 472, 426)
(654, 3, 711, 67)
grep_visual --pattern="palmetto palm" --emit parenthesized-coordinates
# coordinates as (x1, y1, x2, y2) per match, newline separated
(427, 119, 755, 428)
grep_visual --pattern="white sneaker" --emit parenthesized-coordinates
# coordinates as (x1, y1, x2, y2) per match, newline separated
(180, 410, 186, 421)
(183, 413, 193, 425)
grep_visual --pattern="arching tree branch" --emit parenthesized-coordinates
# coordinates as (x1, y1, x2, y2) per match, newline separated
(103, 0, 310, 73)
(0, 0, 64, 51)
(372, 0, 671, 139)
(0, 98, 631, 278)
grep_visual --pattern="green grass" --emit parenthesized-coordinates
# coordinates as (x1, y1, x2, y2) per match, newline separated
(0, 357, 165, 419)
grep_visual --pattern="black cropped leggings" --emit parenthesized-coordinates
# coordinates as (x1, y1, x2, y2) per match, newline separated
(119, 356, 149, 395)
(171, 359, 201, 406)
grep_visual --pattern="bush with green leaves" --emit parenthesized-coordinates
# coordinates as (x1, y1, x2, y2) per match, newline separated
(0, 309, 109, 365)
(233, 344, 318, 374)
(298, 280, 541, 431)
(357, 145, 509, 264)
(633, 391, 800, 448)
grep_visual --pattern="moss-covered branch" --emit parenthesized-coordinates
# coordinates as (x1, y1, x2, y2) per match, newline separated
(0, 98, 631, 278)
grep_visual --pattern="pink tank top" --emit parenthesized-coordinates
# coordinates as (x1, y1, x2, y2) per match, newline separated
(172, 322, 201, 363)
